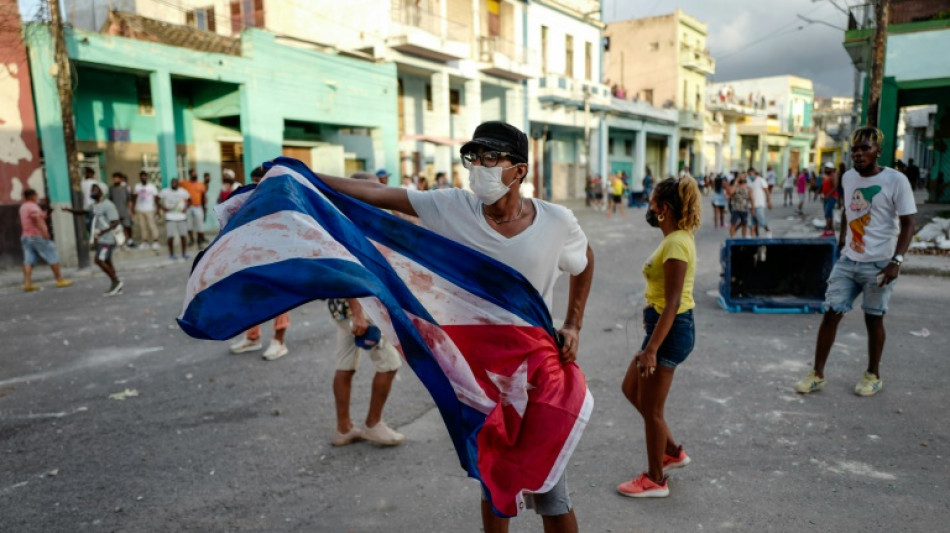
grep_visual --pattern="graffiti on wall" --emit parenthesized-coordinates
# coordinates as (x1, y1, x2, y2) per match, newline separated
(0, 4, 43, 205)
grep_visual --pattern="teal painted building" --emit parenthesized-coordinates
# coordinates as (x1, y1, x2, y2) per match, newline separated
(26, 16, 398, 264)
(845, 9, 950, 203)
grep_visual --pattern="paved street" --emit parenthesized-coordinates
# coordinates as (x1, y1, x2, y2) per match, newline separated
(1, 199, 948, 532)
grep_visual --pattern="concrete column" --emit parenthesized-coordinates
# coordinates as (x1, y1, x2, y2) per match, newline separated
(464, 79, 482, 138)
(27, 27, 78, 265)
(239, 81, 283, 181)
(758, 134, 769, 173)
(504, 85, 524, 131)
(593, 120, 608, 179)
(634, 127, 646, 189)
(150, 70, 178, 187)
(781, 145, 791, 185)
(430, 71, 452, 174)
(728, 121, 738, 172)
(667, 131, 679, 178)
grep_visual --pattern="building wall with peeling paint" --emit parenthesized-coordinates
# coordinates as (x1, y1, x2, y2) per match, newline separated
(1, 0, 44, 267)
(23, 24, 399, 267)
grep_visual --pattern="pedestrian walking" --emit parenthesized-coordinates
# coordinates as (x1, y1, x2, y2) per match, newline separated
(783, 169, 795, 207)
(65, 184, 123, 295)
(794, 126, 917, 397)
(795, 169, 808, 215)
(618, 176, 701, 498)
(710, 174, 727, 229)
(229, 312, 291, 360)
(820, 162, 839, 237)
(607, 172, 626, 218)
(327, 298, 405, 446)
(318, 120, 594, 533)
(726, 173, 752, 238)
(180, 169, 207, 249)
(747, 169, 772, 237)
(109, 172, 135, 247)
(19, 189, 73, 292)
(132, 171, 161, 249)
(158, 178, 191, 260)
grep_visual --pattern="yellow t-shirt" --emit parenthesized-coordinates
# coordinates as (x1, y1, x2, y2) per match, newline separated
(611, 177, 624, 196)
(643, 230, 696, 314)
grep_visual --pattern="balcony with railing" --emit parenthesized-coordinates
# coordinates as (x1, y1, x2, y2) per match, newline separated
(706, 94, 765, 120)
(478, 35, 541, 81)
(388, 3, 470, 62)
(537, 75, 612, 111)
(679, 47, 715, 75)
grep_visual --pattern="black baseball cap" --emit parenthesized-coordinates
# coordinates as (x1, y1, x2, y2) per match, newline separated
(460, 121, 529, 163)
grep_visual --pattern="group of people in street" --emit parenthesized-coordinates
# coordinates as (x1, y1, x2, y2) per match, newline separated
(14, 120, 918, 532)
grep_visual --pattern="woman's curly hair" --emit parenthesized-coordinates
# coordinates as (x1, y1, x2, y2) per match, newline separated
(653, 176, 702, 232)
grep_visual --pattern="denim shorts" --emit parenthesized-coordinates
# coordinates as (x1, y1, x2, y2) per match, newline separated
(730, 210, 748, 225)
(824, 257, 896, 316)
(753, 207, 769, 227)
(642, 307, 695, 369)
(21, 236, 60, 266)
(483, 471, 571, 516)
(823, 197, 837, 220)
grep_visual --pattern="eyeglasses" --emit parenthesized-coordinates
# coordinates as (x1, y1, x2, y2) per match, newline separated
(738, 180, 747, 184)
(461, 151, 520, 169)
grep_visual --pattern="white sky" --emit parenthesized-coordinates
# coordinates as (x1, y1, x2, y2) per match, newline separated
(603, 0, 858, 97)
(17, 0, 857, 97)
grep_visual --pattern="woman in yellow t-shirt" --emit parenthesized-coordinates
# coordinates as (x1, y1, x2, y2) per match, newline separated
(617, 176, 701, 499)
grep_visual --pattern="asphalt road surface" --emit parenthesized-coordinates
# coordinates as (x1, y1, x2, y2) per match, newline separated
(2, 200, 948, 532)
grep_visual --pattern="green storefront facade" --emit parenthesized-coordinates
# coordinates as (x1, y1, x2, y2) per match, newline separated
(26, 22, 399, 265)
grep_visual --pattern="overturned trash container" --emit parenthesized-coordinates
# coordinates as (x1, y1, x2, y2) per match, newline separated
(719, 238, 837, 313)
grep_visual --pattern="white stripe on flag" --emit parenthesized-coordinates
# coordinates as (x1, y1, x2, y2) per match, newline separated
(182, 210, 360, 313)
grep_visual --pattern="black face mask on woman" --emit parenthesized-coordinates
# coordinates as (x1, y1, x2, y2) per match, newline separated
(645, 208, 660, 227)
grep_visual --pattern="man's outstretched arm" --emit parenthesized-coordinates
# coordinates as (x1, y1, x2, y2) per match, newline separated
(319, 174, 417, 217)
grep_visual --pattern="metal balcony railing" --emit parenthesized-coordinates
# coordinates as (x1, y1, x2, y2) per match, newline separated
(391, 2, 469, 41)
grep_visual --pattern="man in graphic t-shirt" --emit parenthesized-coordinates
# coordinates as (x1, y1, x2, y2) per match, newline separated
(795, 126, 916, 397)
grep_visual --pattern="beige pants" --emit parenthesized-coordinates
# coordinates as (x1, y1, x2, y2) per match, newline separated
(134, 210, 160, 242)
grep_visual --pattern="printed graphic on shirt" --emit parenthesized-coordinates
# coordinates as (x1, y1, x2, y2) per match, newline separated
(847, 185, 882, 254)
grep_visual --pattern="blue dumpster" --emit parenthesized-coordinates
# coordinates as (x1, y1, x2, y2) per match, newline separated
(718, 238, 837, 313)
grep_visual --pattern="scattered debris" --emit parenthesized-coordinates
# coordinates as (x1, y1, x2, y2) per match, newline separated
(108, 388, 139, 400)
(909, 328, 930, 338)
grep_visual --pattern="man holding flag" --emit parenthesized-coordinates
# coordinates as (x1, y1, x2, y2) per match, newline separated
(319, 121, 594, 533)
(179, 121, 594, 532)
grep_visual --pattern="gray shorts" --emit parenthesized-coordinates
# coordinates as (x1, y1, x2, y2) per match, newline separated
(483, 471, 571, 516)
(165, 219, 188, 238)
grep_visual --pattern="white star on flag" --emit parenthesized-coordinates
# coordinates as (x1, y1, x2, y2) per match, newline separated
(486, 360, 533, 417)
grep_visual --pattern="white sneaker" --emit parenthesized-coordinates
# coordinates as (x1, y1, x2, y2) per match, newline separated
(229, 337, 262, 354)
(262, 340, 288, 361)
(151, 241, 161, 250)
(361, 421, 405, 446)
(331, 426, 363, 447)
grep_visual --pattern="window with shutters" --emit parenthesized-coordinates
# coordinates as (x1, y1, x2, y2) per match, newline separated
(487, 0, 500, 37)
(186, 6, 216, 32)
(230, 0, 264, 34)
(565, 34, 574, 78)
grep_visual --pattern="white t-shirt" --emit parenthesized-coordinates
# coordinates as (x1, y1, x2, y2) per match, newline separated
(842, 166, 917, 263)
(408, 188, 589, 313)
(159, 187, 190, 221)
(749, 176, 769, 207)
(134, 183, 159, 212)
(766, 170, 776, 186)
(81, 178, 101, 210)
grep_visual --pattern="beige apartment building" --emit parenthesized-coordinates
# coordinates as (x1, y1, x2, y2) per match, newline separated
(605, 8, 714, 176)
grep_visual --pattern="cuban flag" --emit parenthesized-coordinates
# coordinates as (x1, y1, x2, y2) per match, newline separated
(178, 157, 593, 517)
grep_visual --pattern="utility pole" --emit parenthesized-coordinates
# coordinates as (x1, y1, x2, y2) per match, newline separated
(47, 0, 88, 267)
(867, 0, 889, 128)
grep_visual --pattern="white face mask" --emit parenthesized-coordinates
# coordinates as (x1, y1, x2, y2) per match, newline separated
(469, 165, 517, 205)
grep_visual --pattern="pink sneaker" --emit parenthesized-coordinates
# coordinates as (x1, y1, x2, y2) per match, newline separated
(662, 445, 691, 470)
(617, 472, 669, 498)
